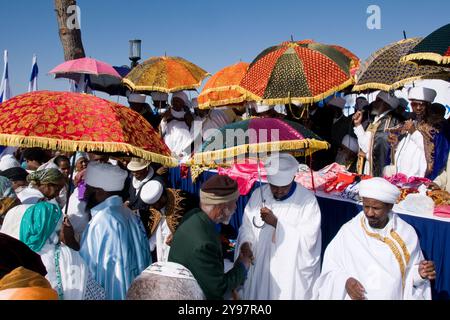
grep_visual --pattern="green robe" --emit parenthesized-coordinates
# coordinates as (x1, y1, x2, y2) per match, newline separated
(168, 208, 246, 300)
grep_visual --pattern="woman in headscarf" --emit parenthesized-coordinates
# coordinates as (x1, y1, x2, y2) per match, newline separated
(0, 176, 20, 227)
(19, 202, 105, 300)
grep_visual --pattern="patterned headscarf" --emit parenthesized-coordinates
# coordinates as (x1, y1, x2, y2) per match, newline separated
(27, 168, 65, 187)
(0, 176, 18, 216)
(19, 202, 62, 253)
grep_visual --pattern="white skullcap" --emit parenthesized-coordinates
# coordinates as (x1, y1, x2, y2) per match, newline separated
(140, 180, 164, 205)
(341, 135, 359, 154)
(172, 91, 190, 107)
(408, 87, 437, 103)
(376, 91, 399, 109)
(0, 154, 20, 171)
(144, 262, 196, 280)
(128, 93, 147, 104)
(255, 103, 273, 114)
(359, 177, 400, 204)
(151, 92, 169, 101)
(85, 162, 128, 192)
(264, 153, 299, 187)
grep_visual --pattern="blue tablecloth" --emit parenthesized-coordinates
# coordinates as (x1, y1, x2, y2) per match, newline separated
(169, 167, 450, 300)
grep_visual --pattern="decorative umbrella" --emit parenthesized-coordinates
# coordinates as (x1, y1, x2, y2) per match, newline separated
(353, 38, 449, 92)
(190, 117, 329, 166)
(401, 24, 450, 66)
(197, 62, 249, 109)
(0, 91, 177, 167)
(122, 56, 210, 94)
(238, 41, 355, 105)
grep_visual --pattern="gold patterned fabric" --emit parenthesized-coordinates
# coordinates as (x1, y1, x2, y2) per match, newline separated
(147, 189, 187, 236)
(0, 91, 177, 167)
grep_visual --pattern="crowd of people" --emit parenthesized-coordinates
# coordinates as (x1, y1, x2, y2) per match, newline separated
(0, 84, 447, 300)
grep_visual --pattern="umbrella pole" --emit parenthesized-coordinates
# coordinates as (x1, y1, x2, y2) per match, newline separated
(64, 152, 76, 217)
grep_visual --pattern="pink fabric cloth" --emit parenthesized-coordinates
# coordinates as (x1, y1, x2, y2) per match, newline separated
(434, 205, 450, 218)
(218, 160, 267, 195)
(295, 163, 347, 191)
(385, 173, 431, 189)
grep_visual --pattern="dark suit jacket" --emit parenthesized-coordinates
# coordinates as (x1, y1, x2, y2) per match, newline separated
(168, 208, 246, 300)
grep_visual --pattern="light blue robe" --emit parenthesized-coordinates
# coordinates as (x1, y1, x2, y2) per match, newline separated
(80, 196, 151, 300)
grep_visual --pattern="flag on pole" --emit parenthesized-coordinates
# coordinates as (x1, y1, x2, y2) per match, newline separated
(28, 54, 38, 92)
(0, 50, 11, 103)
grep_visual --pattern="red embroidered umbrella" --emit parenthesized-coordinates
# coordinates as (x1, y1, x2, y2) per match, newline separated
(0, 91, 177, 167)
(238, 41, 355, 105)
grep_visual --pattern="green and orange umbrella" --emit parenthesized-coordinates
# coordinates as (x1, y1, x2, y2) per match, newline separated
(123, 56, 210, 93)
(197, 61, 249, 109)
(0, 91, 178, 167)
(238, 41, 355, 106)
(401, 24, 450, 66)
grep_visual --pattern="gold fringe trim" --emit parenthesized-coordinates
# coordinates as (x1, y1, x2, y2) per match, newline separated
(190, 139, 329, 165)
(198, 85, 248, 109)
(235, 78, 354, 105)
(0, 134, 178, 167)
(401, 52, 450, 65)
(352, 72, 450, 92)
(122, 75, 210, 94)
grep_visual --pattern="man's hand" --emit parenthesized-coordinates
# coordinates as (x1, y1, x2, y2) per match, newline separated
(124, 200, 130, 208)
(260, 207, 277, 228)
(345, 277, 367, 300)
(419, 260, 436, 280)
(156, 166, 169, 176)
(403, 119, 416, 135)
(60, 216, 80, 251)
(387, 133, 398, 146)
(237, 242, 254, 269)
(352, 111, 363, 127)
(165, 233, 173, 246)
(163, 110, 173, 122)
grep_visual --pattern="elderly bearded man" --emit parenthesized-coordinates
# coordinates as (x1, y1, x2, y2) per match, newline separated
(314, 177, 435, 300)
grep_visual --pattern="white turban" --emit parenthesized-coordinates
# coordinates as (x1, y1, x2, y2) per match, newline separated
(255, 103, 273, 114)
(0, 155, 20, 171)
(85, 162, 128, 192)
(172, 91, 190, 107)
(341, 135, 359, 154)
(408, 87, 437, 103)
(70, 152, 88, 165)
(376, 91, 399, 109)
(264, 153, 299, 187)
(359, 177, 400, 204)
(151, 92, 169, 102)
(128, 93, 147, 104)
(140, 180, 164, 205)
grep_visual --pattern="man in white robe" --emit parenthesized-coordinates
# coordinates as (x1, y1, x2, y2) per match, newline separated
(159, 91, 195, 160)
(80, 162, 151, 300)
(314, 177, 436, 300)
(235, 153, 322, 300)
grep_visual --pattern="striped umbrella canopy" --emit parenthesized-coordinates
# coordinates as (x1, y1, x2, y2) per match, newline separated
(238, 41, 355, 105)
(401, 24, 450, 66)
(123, 56, 210, 94)
(190, 117, 329, 166)
(353, 38, 449, 92)
(0, 91, 178, 167)
(197, 62, 249, 109)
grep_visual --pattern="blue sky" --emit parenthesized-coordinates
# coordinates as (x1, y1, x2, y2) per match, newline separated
(0, 0, 449, 102)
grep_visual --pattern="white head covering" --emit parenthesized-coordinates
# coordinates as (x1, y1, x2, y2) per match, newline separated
(70, 152, 88, 166)
(144, 262, 196, 280)
(140, 180, 164, 205)
(264, 153, 299, 187)
(255, 103, 273, 114)
(408, 87, 437, 103)
(85, 162, 128, 192)
(151, 92, 169, 102)
(172, 91, 190, 107)
(127, 158, 151, 172)
(0, 154, 20, 171)
(359, 177, 400, 204)
(341, 135, 359, 154)
(376, 91, 400, 109)
(128, 93, 147, 104)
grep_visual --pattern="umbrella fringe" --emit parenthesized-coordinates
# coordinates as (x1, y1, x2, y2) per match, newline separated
(191, 139, 329, 165)
(198, 95, 246, 109)
(0, 134, 178, 167)
(123, 78, 208, 94)
(401, 52, 450, 65)
(235, 78, 354, 105)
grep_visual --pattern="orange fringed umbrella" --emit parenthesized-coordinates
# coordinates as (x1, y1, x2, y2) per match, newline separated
(122, 56, 210, 93)
(0, 91, 177, 167)
(197, 62, 249, 109)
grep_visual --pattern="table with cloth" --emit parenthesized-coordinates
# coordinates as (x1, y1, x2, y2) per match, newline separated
(169, 167, 450, 300)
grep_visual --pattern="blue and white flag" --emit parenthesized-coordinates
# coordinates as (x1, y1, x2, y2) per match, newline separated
(0, 50, 11, 103)
(28, 54, 38, 92)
